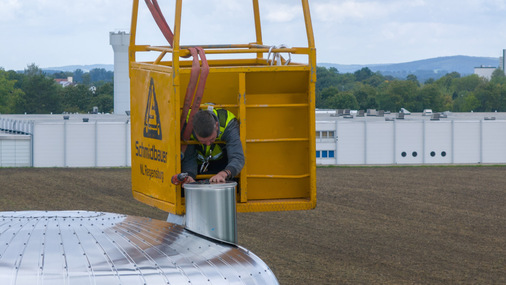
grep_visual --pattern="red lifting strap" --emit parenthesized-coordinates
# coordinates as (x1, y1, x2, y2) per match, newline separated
(143, 1, 209, 153)
(180, 48, 200, 133)
(182, 47, 209, 141)
(181, 48, 209, 154)
(144, 0, 174, 47)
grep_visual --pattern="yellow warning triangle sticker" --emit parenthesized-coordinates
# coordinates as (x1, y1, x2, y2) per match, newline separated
(143, 78, 162, 140)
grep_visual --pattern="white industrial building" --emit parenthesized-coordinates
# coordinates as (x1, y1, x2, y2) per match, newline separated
(474, 66, 496, 80)
(1, 110, 506, 167)
(0, 114, 130, 167)
(315, 110, 506, 165)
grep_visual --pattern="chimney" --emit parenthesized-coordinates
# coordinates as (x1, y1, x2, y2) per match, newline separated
(110, 31, 131, 115)
(503, 49, 506, 75)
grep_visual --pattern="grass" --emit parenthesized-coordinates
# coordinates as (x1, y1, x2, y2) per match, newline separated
(1, 167, 505, 284)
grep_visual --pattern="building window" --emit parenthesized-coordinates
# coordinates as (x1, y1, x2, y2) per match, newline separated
(316, 151, 320, 158)
(329, 150, 335, 158)
(317, 131, 336, 140)
(322, 151, 328, 158)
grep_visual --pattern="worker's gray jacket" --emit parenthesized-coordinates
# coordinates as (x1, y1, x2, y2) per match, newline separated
(181, 119, 244, 179)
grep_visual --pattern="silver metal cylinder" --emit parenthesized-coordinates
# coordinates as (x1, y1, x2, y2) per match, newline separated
(184, 182, 238, 244)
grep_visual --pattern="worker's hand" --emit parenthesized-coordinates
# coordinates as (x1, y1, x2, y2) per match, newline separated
(209, 171, 227, 183)
(183, 176, 195, 184)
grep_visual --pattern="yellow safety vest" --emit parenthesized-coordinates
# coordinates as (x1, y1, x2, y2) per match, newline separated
(190, 109, 235, 163)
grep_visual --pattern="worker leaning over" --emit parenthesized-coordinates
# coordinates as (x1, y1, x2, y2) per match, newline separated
(181, 108, 244, 183)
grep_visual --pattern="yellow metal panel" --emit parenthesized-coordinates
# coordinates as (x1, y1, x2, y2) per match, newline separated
(237, 198, 316, 213)
(238, 73, 248, 203)
(129, 0, 317, 214)
(130, 66, 184, 214)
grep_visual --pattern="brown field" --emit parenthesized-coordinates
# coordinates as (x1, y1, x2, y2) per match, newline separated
(1, 167, 505, 284)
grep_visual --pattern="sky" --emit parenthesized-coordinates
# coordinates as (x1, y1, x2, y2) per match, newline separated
(1, 0, 506, 71)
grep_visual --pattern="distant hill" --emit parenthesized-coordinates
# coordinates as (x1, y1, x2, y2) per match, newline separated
(319, 55, 499, 82)
(43, 64, 114, 74)
(42, 56, 500, 82)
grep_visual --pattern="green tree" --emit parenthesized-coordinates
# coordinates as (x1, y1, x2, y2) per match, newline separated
(326, 91, 358, 109)
(377, 80, 418, 112)
(363, 72, 387, 87)
(354, 67, 373, 82)
(453, 92, 480, 112)
(92, 82, 114, 113)
(490, 68, 506, 85)
(474, 84, 502, 112)
(415, 84, 444, 111)
(89, 68, 113, 83)
(0, 69, 25, 113)
(74, 69, 84, 83)
(317, 86, 339, 108)
(406, 74, 420, 86)
(61, 84, 93, 113)
(353, 83, 377, 110)
(18, 64, 62, 114)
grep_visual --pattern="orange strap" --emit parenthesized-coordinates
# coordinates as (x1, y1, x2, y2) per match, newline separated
(143, 1, 209, 153)
(181, 48, 209, 153)
(144, 0, 174, 47)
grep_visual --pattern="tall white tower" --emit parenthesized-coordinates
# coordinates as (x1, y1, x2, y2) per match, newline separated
(109, 31, 130, 115)
(503, 49, 506, 75)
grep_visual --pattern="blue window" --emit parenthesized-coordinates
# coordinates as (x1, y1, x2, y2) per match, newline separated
(322, 151, 328, 158)
(329, 150, 335, 158)
(316, 151, 320, 158)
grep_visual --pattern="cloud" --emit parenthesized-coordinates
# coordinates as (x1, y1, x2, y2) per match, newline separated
(0, 0, 22, 23)
(1, 0, 505, 70)
(263, 3, 303, 23)
(312, 0, 426, 23)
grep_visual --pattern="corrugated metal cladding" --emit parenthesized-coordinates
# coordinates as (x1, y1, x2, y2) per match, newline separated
(0, 211, 278, 284)
(0, 134, 31, 167)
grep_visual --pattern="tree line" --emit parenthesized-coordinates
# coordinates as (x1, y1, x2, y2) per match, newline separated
(0, 64, 114, 114)
(316, 66, 506, 113)
(3, 64, 506, 115)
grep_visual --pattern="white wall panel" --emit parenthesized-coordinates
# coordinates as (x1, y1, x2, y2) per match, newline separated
(0, 140, 27, 167)
(453, 121, 480, 164)
(33, 124, 64, 167)
(424, 121, 452, 164)
(97, 123, 129, 167)
(365, 122, 394, 164)
(0, 140, 16, 166)
(482, 121, 506, 163)
(13, 140, 30, 166)
(395, 121, 423, 164)
(337, 121, 365, 164)
(66, 123, 95, 167)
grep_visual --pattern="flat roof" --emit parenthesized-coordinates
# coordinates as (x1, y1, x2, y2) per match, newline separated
(1, 111, 505, 124)
(316, 110, 506, 122)
(0, 113, 129, 123)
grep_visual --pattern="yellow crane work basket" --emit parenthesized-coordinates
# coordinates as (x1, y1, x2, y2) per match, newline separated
(129, 0, 317, 215)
